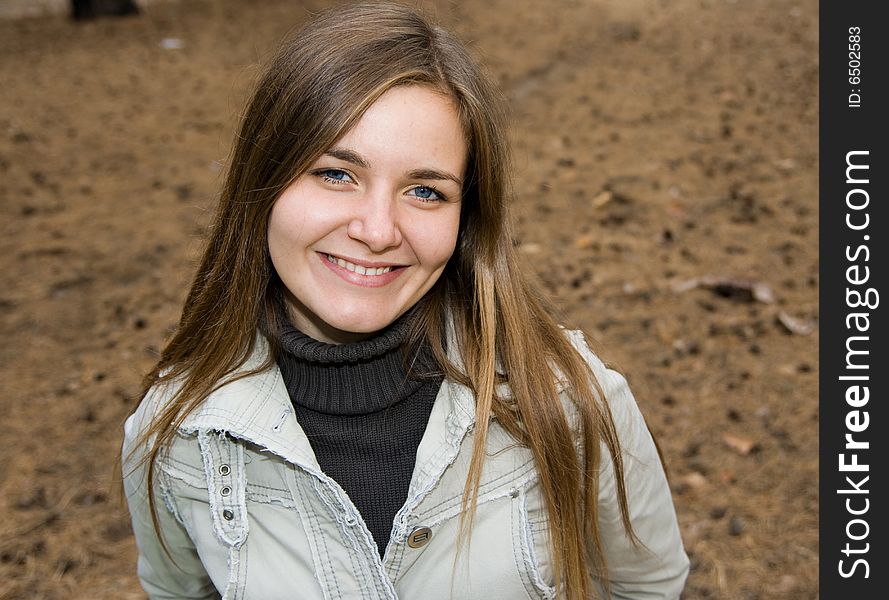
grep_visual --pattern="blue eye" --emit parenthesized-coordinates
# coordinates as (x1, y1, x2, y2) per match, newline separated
(315, 169, 353, 184)
(409, 186, 444, 202)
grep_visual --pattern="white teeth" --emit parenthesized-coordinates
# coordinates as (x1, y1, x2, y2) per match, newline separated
(326, 254, 393, 276)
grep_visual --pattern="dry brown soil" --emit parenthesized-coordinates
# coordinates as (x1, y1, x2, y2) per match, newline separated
(0, 0, 818, 598)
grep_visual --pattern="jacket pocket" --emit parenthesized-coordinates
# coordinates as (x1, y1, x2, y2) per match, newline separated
(513, 481, 557, 599)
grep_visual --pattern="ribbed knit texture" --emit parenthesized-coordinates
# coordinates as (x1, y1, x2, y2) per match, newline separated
(276, 312, 442, 557)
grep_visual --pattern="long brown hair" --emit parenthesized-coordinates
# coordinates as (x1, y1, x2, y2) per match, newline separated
(133, 3, 636, 598)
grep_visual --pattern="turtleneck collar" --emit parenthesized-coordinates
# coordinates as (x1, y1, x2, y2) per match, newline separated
(277, 310, 412, 364)
(275, 310, 438, 416)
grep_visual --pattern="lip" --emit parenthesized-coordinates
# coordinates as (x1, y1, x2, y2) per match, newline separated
(317, 252, 407, 288)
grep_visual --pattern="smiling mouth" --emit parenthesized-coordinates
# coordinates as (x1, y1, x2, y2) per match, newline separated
(324, 253, 401, 276)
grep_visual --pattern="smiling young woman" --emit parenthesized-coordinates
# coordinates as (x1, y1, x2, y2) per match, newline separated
(122, 3, 688, 599)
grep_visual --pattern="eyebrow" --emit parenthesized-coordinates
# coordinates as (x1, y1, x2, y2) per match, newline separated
(324, 147, 463, 186)
(408, 168, 463, 187)
(325, 148, 369, 168)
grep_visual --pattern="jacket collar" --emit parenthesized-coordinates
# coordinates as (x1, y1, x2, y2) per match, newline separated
(178, 332, 476, 472)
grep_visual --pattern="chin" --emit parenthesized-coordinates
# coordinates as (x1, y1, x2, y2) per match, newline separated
(324, 311, 399, 335)
(338, 316, 394, 334)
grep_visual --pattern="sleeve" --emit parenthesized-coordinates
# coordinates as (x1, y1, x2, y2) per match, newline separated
(569, 331, 690, 599)
(121, 388, 220, 600)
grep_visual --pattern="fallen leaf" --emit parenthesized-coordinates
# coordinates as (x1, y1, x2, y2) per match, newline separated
(574, 234, 595, 249)
(681, 472, 708, 489)
(723, 433, 757, 455)
(777, 311, 815, 335)
(750, 281, 775, 303)
(591, 190, 613, 209)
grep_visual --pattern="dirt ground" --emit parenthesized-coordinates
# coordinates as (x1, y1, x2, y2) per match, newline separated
(0, 0, 818, 598)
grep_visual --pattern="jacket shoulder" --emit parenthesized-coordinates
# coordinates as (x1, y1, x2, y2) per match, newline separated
(560, 327, 637, 420)
(124, 378, 180, 447)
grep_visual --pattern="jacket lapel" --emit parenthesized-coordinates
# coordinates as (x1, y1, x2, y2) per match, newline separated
(178, 337, 321, 471)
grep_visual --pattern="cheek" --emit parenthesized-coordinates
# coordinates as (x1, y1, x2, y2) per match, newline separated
(416, 212, 461, 268)
(267, 207, 296, 257)
(267, 192, 316, 254)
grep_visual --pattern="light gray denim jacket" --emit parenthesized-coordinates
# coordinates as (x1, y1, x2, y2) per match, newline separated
(122, 329, 689, 599)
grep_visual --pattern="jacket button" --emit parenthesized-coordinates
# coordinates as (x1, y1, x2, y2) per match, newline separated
(407, 526, 432, 548)
(218, 464, 231, 476)
(220, 486, 232, 497)
(222, 509, 234, 521)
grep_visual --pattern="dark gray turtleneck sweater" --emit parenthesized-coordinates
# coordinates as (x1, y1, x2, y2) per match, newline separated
(276, 313, 443, 557)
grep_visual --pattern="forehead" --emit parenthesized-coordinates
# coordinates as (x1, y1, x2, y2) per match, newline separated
(334, 85, 467, 173)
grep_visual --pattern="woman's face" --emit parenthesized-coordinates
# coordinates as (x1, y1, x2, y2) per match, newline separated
(268, 85, 467, 344)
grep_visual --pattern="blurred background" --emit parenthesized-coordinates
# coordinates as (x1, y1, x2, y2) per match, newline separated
(0, 0, 817, 598)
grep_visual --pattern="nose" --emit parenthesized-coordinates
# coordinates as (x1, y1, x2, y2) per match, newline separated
(347, 189, 403, 252)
